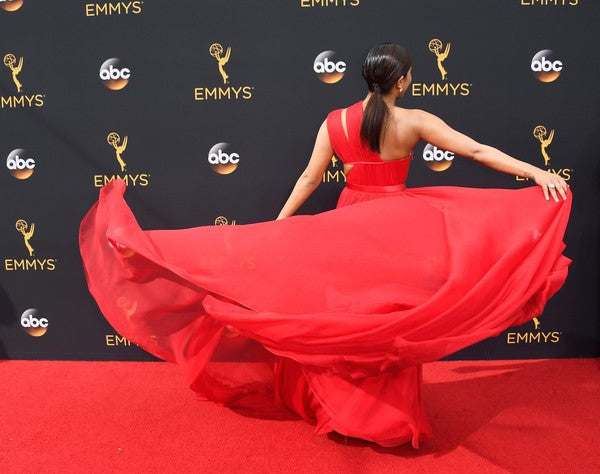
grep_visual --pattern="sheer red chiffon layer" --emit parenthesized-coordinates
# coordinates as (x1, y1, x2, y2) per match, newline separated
(79, 101, 572, 447)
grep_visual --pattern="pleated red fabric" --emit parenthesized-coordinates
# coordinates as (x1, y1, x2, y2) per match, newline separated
(79, 101, 572, 447)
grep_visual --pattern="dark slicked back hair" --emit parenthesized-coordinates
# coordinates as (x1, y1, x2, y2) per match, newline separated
(360, 43, 412, 153)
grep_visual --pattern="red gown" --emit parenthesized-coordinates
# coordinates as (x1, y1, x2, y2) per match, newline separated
(79, 101, 572, 448)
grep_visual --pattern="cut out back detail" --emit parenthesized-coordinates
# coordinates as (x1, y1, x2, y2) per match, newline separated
(327, 101, 413, 187)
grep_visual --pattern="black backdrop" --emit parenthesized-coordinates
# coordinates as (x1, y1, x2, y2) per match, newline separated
(1, 0, 598, 361)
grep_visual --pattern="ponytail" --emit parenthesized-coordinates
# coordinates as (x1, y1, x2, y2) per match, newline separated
(360, 88, 389, 154)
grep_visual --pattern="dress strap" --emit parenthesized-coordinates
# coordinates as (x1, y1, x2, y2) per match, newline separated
(345, 101, 364, 140)
(326, 108, 353, 161)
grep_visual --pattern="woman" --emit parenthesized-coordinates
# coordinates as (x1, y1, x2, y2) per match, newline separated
(79, 44, 572, 448)
(270, 43, 570, 447)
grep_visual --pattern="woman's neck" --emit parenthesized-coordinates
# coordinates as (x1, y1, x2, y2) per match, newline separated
(363, 92, 397, 109)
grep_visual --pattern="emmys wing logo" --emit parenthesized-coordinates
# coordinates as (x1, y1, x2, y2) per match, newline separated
(4, 219, 57, 271)
(531, 50, 563, 83)
(422, 144, 454, 171)
(1, 52, 45, 108)
(322, 155, 346, 183)
(412, 38, 471, 97)
(515, 125, 572, 182)
(0, 0, 24, 12)
(99, 58, 131, 90)
(21, 309, 49, 337)
(314, 51, 346, 84)
(6, 148, 35, 179)
(214, 216, 236, 225)
(208, 143, 240, 174)
(93, 131, 150, 187)
(194, 42, 254, 102)
(85, 1, 143, 16)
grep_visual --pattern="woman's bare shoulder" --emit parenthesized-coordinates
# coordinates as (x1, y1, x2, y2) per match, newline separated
(392, 107, 428, 126)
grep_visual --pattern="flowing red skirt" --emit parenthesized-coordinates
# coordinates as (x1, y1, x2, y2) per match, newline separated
(79, 179, 572, 447)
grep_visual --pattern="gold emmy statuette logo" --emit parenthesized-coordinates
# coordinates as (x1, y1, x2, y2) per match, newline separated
(331, 156, 339, 167)
(117, 296, 137, 320)
(214, 216, 236, 225)
(107, 132, 128, 171)
(412, 39, 469, 97)
(3, 53, 23, 92)
(94, 132, 149, 188)
(209, 43, 231, 84)
(0, 0, 24, 12)
(533, 125, 554, 166)
(428, 38, 451, 80)
(194, 44, 254, 101)
(4, 220, 57, 271)
(15, 219, 34, 256)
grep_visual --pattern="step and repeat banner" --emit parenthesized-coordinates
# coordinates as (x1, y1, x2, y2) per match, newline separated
(1, 0, 598, 361)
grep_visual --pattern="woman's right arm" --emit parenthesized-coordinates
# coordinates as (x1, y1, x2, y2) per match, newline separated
(415, 110, 569, 202)
(276, 119, 333, 220)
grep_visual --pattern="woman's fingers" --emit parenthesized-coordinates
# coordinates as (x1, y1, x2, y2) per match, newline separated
(543, 183, 550, 201)
(558, 182, 568, 200)
(544, 179, 569, 201)
(537, 169, 569, 202)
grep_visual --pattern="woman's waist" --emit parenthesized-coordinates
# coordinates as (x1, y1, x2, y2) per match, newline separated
(344, 160, 410, 188)
(345, 181, 407, 193)
(344, 167, 409, 191)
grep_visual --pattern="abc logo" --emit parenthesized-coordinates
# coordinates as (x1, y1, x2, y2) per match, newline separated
(208, 142, 240, 175)
(423, 144, 454, 171)
(314, 51, 346, 84)
(6, 148, 35, 179)
(20, 308, 49, 337)
(531, 50, 563, 83)
(99, 58, 131, 90)
(0, 0, 24, 12)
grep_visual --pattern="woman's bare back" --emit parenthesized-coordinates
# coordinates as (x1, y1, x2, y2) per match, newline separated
(342, 104, 421, 176)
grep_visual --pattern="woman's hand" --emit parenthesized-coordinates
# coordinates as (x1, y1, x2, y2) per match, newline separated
(531, 168, 570, 201)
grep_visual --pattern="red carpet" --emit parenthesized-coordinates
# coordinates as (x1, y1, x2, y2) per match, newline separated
(1, 358, 598, 473)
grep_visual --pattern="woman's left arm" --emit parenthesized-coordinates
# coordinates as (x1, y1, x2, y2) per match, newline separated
(276, 120, 333, 220)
